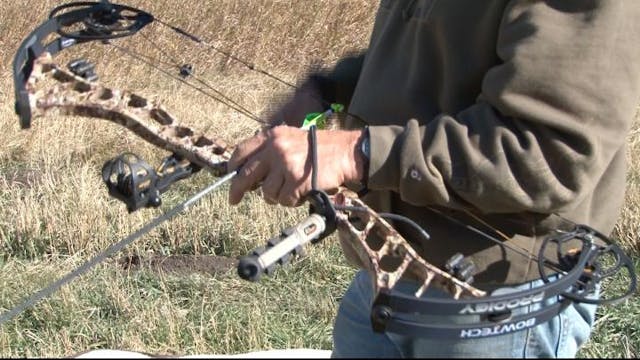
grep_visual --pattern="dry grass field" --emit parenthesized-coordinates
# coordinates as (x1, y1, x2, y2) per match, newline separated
(0, 0, 637, 357)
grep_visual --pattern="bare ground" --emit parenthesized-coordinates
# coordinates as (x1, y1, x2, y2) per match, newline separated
(118, 254, 237, 276)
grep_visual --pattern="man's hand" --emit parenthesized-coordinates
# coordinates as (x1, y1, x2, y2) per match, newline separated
(228, 125, 366, 206)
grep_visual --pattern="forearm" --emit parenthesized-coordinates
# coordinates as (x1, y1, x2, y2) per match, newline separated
(367, 82, 637, 214)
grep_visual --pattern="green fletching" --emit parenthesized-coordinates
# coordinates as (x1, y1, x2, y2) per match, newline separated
(301, 103, 343, 130)
(302, 112, 325, 130)
(330, 103, 344, 113)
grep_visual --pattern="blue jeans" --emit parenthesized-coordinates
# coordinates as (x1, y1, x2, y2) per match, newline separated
(332, 270, 597, 358)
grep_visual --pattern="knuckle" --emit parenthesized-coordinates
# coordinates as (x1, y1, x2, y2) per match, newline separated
(234, 139, 251, 154)
(240, 165, 253, 178)
(269, 132, 286, 148)
(278, 187, 299, 207)
(280, 197, 296, 207)
(269, 124, 286, 135)
(261, 184, 277, 200)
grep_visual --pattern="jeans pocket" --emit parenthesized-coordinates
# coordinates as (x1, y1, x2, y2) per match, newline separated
(556, 302, 598, 358)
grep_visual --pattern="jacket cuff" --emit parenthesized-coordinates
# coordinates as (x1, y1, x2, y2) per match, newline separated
(367, 124, 404, 192)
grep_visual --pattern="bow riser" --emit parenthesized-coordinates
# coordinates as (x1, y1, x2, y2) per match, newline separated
(332, 189, 487, 299)
(28, 52, 232, 176)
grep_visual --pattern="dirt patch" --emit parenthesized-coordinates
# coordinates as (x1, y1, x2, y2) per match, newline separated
(119, 254, 237, 276)
(1, 167, 43, 189)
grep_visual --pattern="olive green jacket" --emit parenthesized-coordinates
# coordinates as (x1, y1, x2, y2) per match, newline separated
(317, 0, 640, 286)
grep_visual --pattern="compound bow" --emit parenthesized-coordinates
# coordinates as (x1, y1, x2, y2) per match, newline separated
(9, 0, 637, 339)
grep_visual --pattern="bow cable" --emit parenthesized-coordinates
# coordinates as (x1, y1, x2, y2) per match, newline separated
(107, 41, 265, 124)
(110, 15, 368, 125)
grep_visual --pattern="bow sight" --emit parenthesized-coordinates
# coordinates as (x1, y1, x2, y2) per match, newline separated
(102, 153, 201, 212)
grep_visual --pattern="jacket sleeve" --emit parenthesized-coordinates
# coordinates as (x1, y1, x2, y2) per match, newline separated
(367, 1, 640, 213)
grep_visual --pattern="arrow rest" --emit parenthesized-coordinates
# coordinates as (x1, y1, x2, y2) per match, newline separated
(101, 152, 200, 212)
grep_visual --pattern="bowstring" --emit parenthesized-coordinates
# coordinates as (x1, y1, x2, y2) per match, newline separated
(153, 18, 300, 90)
(152, 17, 370, 122)
(107, 42, 266, 125)
(427, 206, 571, 276)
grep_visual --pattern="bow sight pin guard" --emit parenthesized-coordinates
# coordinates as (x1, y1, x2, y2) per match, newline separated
(102, 153, 200, 212)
